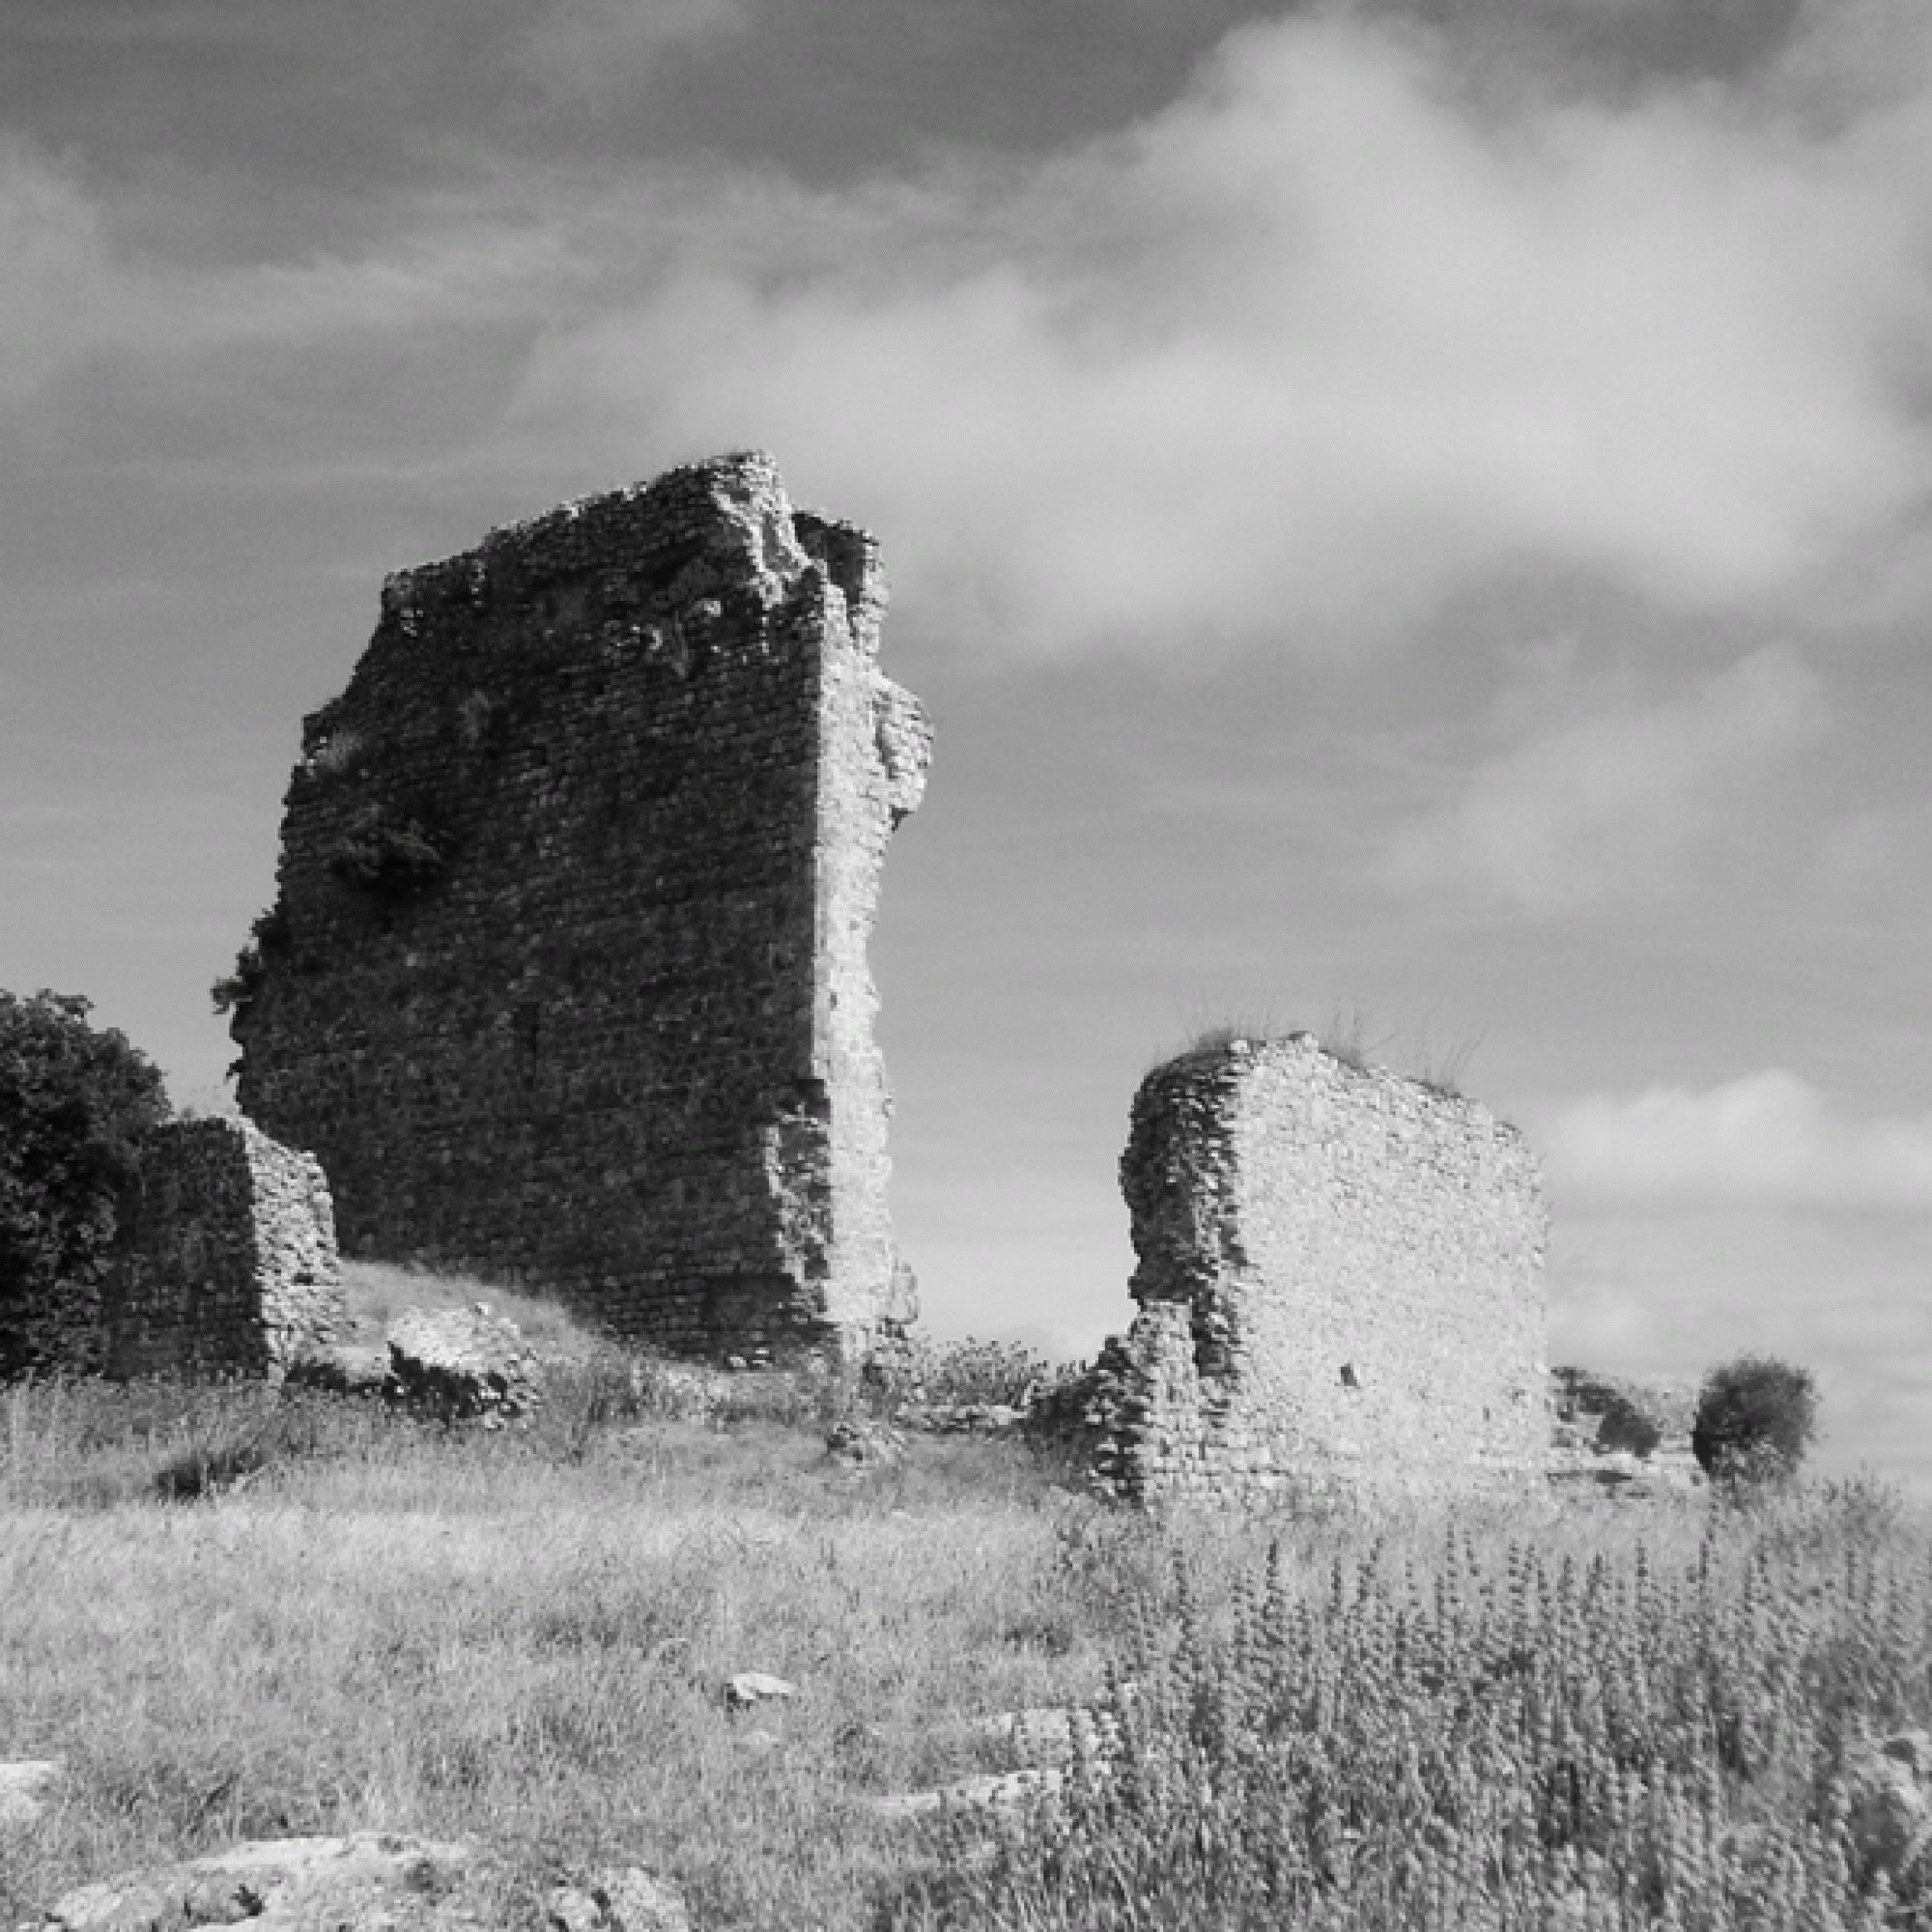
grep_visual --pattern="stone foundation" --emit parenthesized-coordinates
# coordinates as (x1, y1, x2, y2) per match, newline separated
(105, 1118, 343, 1378)
(1094, 1034, 1548, 1503)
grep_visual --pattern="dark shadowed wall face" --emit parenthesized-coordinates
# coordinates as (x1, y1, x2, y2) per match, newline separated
(228, 453, 929, 1361)
(106, 1117, 342, 1378)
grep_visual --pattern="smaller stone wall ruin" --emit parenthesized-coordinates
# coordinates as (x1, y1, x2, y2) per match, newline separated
(1094, 1034, 1548, 1503)
(1549, 1365, 1704, 1497)
(105, 1118, 344, 1379)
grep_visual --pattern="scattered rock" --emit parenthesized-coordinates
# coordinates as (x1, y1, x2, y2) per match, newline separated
(825, 1419, 903, 1467)
(385, 1305, 542, 1424)
(1845, 1730, 1932, 1882)
(0, 1759, 60, 1830)
(865, 1768, 1065, 1824)
(724, 1671, 797, 1710)
(546, 1867, 689, 1932)
(44, 1833, 479, 1932)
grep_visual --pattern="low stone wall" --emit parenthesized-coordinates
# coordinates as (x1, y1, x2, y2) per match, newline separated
(105, 1118, 344, 1378)
(1549, 1365, 1704, 1496)
(1094, 1034, 1548, 1504)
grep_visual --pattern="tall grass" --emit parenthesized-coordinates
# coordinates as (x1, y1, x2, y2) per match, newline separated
(895, 1482, 1932, 1931)
(3, 1364, 1927, 1932)
(0, 1372, 1111, 1931)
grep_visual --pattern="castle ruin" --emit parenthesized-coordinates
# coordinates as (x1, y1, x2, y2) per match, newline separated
(1093, 1035, 1548, 1502)
(105, 1117, 343, 1380)
(224, 451, 930, 1362)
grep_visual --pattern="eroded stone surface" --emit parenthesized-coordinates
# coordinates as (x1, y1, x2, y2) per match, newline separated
(547, 1867, 690, 1932)
(225, 452, 929, 1364)
(1095, 1035, 1548, 1503)
(43, 1833, 480, 1932)
(103, 1119, 342, 1380)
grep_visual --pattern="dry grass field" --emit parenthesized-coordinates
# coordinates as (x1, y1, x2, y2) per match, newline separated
(3, 1270, 1928, 1931)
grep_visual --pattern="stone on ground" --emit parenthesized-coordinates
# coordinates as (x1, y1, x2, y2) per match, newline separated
(546, 1867, 690, 1932)
(0, 1758, 60, 1829)
(824, 1418, 903, 1466)
(864, 1768, 1065, 1823)
(43, 1833, 478, 1932)
(385, 1304, 541, 1423)
(724, 1671, 797, 1709)
(1845, 1730, 1932, 1881)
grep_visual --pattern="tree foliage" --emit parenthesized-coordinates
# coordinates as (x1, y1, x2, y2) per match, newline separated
(0, 989, 170, 1378)
(1692, 1352, 1820, 1488)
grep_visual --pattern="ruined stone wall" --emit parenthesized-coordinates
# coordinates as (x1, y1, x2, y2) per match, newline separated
(105, 1118, 343, 1378)
(227, 452, 929, 1361)
(1095, 1034, 1548, 1503)
(1549, 1366, 1704, 1497)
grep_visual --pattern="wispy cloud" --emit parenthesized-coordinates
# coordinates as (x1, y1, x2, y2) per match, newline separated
(1547, 1068, 1932, 1209)
(520, 0, 751, 103)
(0, 143, 108, 402)
(502, 9, 1932, 654)
(7, 5, 1932, 658)
(1386, 647, 1822, 912)
(0, 136, 571, 397)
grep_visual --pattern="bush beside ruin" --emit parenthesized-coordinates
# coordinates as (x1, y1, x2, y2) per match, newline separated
(0, 990, 170, 1378)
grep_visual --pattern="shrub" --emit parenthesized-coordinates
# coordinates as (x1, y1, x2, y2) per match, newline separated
(0, 990, 170, 1378)
(863, 1332, 1058, 1411)
(211, 905, 292, 1017)
(1692, 1352, 1819, 1489)
(326, 804, 447, 899)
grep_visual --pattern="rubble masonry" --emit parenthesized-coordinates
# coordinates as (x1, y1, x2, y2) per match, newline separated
(226, 452, 929, 1362)
(105, 1117, 344, 1378)
(1095, 1034, 1548, 1502)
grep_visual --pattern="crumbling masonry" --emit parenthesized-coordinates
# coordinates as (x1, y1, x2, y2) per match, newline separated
(105, 1117, 343, 1379)
(225, 452, 930, 1361)
(1093, 1035, 1548, 1502)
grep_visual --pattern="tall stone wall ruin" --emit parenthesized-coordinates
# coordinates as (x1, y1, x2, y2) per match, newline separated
(225, 451, 930, 1362)
(105, 1117, 343, 1379)
(1094, 1034, 1548, 1502)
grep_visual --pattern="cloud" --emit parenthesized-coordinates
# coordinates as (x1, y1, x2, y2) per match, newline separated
(1386, 646, 1821, 912)
(498, 7, 1932, 654)
(0, 136, 570, 390)
(7, 6, 1932, 657)
(520, 0, 750, 103)
(0, 144, 108, 402)
(1546, 1068, 1932, 1209)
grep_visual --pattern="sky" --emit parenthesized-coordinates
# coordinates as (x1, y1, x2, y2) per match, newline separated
(3, 0, 1930, 1491)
